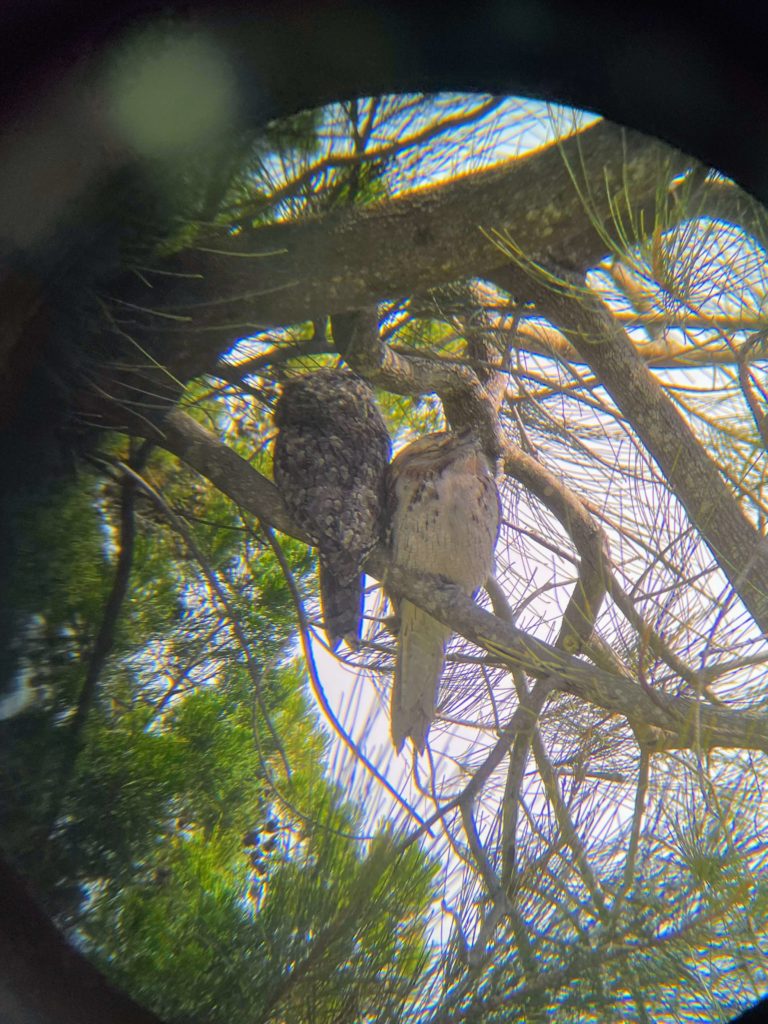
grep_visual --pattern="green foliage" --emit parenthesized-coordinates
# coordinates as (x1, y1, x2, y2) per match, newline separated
(0, 419, 437, 1022)
(84, 803, 436, 1024)
(5, 477, 111, 638)
(8, 92, 768, 1024)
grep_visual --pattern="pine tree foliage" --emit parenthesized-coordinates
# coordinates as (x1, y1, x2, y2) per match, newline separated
(3, 83, 768, 1023)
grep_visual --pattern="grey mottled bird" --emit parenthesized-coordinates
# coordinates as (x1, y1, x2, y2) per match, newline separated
(272, 369, 391, 650)
(387, 430, 500, 753)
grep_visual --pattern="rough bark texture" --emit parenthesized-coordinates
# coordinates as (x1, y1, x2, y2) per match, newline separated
(97, 120, 692, 385)
(7, 120, 765, 444)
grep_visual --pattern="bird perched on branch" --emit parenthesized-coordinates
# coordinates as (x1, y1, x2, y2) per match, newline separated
(388, 430, 500, 753)
(272, 368, 391, 650)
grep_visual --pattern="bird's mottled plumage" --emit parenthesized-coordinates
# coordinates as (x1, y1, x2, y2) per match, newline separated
(273, 369, 391, 649)
(388, 430, 500, 752)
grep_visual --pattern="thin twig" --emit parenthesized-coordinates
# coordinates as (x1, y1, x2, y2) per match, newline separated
(116, 461, 292, 778)
(259, 524, 429, 830)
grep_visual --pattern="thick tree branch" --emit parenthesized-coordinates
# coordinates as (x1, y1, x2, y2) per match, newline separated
(502, 443, 611, 652)
(156, 410, 308, 542)
(107, 120, 692, 382)
(491, 265, 768, 634)
(332, 306, 504, 455)
(367, 577, 768, 756)
(155, 410, 768, 755)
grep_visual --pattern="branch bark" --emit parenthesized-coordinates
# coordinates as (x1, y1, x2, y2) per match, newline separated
(156, 410, 768, 755)
(491, 265, 768, 635)
(332, 306, 504, 456)
(105, 120, 692, 382)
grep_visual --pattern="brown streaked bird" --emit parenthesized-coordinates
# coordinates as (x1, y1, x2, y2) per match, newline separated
(272, 368, 391, 650)
(388, 430, 500, 753)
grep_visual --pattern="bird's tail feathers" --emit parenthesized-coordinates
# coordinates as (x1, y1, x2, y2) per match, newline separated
(319, 560, 364, 651)
(391, 601, 450, 753)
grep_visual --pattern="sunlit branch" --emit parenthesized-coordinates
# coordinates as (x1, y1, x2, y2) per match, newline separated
(512, 316, 768, 367)
(229, 96, 506, 223)
(100, 119, 692, 389)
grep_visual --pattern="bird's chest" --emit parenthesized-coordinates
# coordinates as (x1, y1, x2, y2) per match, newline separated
(392, 467, 497, 588)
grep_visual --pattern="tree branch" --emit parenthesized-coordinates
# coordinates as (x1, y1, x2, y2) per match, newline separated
(155, 410, 768, 755)
(43, 442, 149, 842)
(491, 264, 768, 634)
(106, 120, 692, 383)
(502, 443, 611, 652)
(332, 306, 504, 455)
